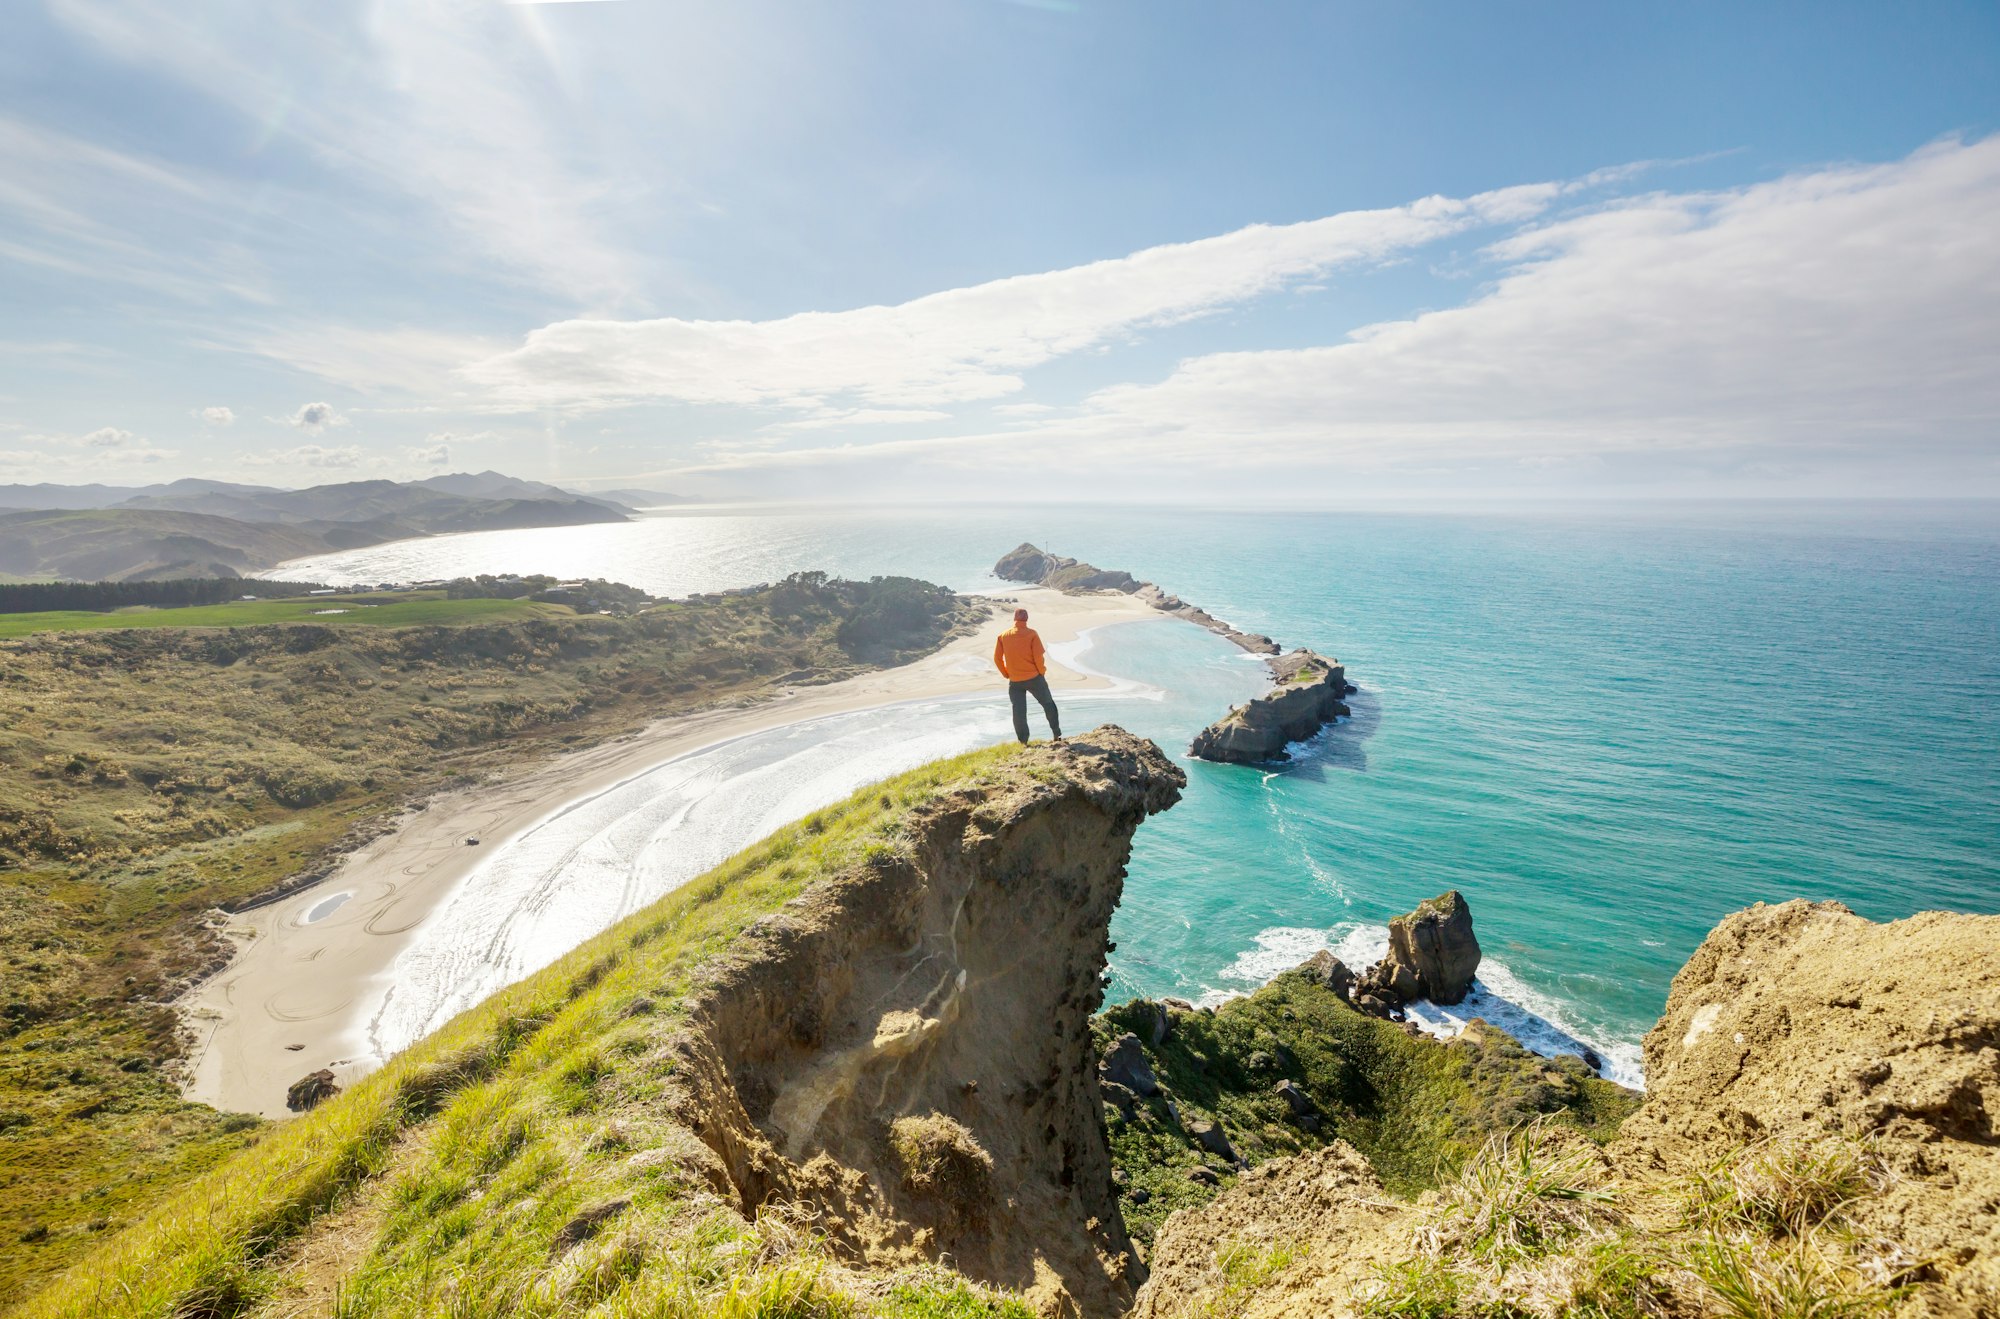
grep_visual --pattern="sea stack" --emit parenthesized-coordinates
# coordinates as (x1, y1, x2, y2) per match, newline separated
(1187, 650, 1350, 764)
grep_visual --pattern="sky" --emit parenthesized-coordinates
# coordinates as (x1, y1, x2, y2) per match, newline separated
(3, 1, 1998, 502)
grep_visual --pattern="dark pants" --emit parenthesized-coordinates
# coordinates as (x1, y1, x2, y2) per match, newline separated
(1009, 675, 1061, 743)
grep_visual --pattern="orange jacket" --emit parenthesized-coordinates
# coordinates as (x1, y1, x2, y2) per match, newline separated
(993, 624, 1046, 681)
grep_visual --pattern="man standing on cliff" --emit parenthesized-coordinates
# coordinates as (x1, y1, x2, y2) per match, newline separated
(994, 607, 1062, 743)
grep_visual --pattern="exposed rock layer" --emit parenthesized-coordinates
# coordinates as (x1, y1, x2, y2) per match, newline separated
(1356, 889, 1481, 1007)
(1615, 899, 2000, 1319)
(667, 726, 1185, 1317)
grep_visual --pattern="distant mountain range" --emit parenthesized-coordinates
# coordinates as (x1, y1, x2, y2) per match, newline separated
(0, 471, 688, 583)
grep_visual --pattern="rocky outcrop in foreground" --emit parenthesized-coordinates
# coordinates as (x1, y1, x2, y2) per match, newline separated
(1133, 899, 2000, 1319)
(669, 726, 1185, 1317)
(1186, 650, 1352, 764)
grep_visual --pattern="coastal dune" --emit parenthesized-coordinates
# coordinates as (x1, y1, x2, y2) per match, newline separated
(180, 586, 1164, 1117)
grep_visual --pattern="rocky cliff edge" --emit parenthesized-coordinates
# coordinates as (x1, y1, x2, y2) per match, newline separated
(1132, 899, 2000, 1318)
(669, 726, 1185, 1317)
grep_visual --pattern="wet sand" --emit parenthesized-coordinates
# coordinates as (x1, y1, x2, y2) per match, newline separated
(180, 587, 1158, 1116)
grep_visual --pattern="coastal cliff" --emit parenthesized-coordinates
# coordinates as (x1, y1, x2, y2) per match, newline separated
(668, 726, 1184, 1315)
(17, 727, 1998, 1319)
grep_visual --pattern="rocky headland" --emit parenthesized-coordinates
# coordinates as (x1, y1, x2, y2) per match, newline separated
(993, 542, 1281, 657)
(991, 543, 1359, 764)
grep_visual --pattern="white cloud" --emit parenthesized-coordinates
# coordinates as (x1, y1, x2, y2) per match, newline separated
(245, 325, 504, 400)
(82, 426, 136, 447)
(647, 137, 2000, 496)
(462, 181, 1571, 411)
(194, 406, 235, 426)
(408, 442, 453, 466)
(285, 401, 347, 433)
(776, 408, 956, 431)
(1051, 136, 2000, 478)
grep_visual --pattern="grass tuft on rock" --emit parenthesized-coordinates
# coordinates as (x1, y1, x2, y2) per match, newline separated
(1357, 1129, 1912, 1319)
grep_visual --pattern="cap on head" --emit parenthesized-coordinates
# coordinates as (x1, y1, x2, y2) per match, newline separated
(1013, 607, 1029, 622)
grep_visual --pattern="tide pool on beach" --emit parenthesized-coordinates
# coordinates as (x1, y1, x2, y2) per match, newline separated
(279, 501, 2000, 1089)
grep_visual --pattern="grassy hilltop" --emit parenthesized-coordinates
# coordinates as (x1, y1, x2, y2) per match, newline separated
(0, 572, 978, 1304)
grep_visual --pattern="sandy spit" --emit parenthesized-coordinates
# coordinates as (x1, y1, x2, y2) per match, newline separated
(179, 587, 1160, 1116)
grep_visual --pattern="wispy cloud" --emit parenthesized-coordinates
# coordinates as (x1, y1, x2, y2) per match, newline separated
(463, 180, 1573, 411)
(0, 116, 276, 304)
(48, 0, 641, 304)
(648, 137, 2000, 495)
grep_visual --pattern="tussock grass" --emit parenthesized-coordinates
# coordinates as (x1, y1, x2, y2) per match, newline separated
(1416, 1122, 1617, 1263)
(1680, 1135, 1882, 1238)
(888, 1113, 994, 1203)
(1358, 1129, 1911, 1319)
(12, 744, 1030, 1319)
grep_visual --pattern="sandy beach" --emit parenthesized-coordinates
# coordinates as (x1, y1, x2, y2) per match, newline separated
(180, 587, 1163, 1116)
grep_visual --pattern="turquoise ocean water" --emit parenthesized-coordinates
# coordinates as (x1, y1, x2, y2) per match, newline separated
(280, 502, 2000, 1086)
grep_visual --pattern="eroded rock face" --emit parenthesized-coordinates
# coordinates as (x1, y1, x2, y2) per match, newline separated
(1187, 651, 1350, 764)
(667, 726, 1185, 1318)
(1615, 900, 2000, 1318)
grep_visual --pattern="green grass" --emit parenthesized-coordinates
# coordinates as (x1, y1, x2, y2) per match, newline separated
(12, 745, 1032, 1319)
(1355, 1129, 1910, 1319)
(1097, 974, 1640, 1245)
(0, 579, 981, 1304)
(0, 592, 567, 637)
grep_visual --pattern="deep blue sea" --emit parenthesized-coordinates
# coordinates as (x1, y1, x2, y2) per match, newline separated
(280, 502, 2000, 1085)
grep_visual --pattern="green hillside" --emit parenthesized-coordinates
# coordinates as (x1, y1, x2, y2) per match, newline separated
(0, 574, 981, 1305)
(10, 746, 1034, 1319)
